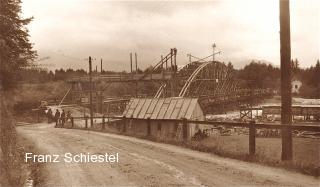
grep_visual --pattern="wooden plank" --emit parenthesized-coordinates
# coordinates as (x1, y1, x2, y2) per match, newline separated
(126, 99, 139, 117)
(145, 99, 159, 116)
(138, 98, 152, 119)
(164, 98, 178, 119)
(133, 99, 147, 118)
(123, 99, 134, 115)
(177, 99, 192, 119)
(157, 98, 172, 119)
(151, 99, 165, 119)
(249, 121, 256, 156)
(171, 99, 184, 119)
(185, 99, 198, 119)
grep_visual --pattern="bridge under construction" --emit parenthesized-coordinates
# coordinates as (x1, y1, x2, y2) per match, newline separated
(66, 48, 272, 115)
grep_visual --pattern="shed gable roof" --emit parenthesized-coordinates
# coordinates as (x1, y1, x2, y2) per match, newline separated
(123, 98, 201, 120)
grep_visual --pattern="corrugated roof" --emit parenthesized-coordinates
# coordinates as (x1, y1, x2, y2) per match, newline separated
(123, 98, 202, 119)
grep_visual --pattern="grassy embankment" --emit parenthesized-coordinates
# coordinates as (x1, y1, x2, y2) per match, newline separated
(0, 81, 68, 187)
(13, 81, 69, 123)
(187, 135, 319, 176)
(63, 116, 320, 177)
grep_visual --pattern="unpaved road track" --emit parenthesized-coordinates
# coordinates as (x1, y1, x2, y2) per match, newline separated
(17, 123, 319, 187)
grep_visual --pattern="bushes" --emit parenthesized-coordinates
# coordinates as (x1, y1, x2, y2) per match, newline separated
(13, 101, 39, 115)
(299, 84, 319, 99)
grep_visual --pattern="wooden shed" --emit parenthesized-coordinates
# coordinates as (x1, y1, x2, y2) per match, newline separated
(122, 97, 205, 140)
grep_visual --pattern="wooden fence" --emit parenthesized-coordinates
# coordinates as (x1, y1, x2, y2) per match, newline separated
(67, 116, 320, 157)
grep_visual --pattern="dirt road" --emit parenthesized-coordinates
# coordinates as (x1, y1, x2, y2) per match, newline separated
(17, 123, 318, 187)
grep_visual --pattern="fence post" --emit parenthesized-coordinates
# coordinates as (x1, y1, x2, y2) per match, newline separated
(85, 116, 88, 129)
(71, 117, 74, 128)
(102, 115, 105, 131)
(123, 116, 126, 133)
(147, 117, 151, 136)
(249, 120, 256, 156)
(182, 118, 188, 141)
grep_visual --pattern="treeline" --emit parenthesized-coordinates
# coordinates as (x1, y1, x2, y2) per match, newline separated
(290, 59, 320, 98)
(234, 59, 320, 98)
(17, 68, 116, 83)
(18, 59, 320, 98)
(235, 61, 280, 89)
(17, 67, 146, 83)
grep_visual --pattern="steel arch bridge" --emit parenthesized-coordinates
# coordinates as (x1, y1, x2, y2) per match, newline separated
(154, 61, 238, 98)
(67, 48, 272, 114)
(177, 61, 237, 97)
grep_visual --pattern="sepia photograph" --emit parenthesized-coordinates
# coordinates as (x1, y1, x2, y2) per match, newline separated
(0, 0, 319, 186)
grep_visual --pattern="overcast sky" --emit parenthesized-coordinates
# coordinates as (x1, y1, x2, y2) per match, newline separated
(22, 0, 319, 71)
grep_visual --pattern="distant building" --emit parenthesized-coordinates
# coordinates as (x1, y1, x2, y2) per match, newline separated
(291, 78, 302, 94)
(122, 97, 205, 140)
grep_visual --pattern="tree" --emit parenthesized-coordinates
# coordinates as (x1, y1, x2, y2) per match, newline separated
(227, 62, 234, 71)
(0, 0, 36, 185)
(291, 58, 300, 73)
(236, 61, 281, 89)
(0, 0, 37, 90)
(313, 60, 320, 98)
(313, 60, 320, 84)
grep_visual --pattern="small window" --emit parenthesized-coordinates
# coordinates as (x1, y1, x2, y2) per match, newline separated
(157, 123, 161, 131)
(295, 85, 298, 89)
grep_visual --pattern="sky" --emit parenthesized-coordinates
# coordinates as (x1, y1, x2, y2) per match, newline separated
(21, 0, 320, 71)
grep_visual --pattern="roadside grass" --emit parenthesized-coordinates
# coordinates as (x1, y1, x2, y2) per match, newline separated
(14, 81, 68, 104)
(71, 122, 320, 177)
(0, 131, 42, 187)
(184, 135, 319, 176)
(0, 150, 11, 187)
(12, 81, 68, 124)
(16, 135, 43, 187)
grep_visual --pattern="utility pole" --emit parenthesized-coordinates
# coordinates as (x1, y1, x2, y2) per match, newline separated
(89, 56, 94, 128)
(99, 58, 103, 113)
(135, 52, 138, 73)
(100, 58, 103, 73)
(130, 53, 133, 74)
(173, 48, 177, 69)
(170, 48, 177, 96)
(170, 49, 173, 68)
(280, 0, 292, 161)
(212, 43, 216, 62)
(249, 80, 254, 119)
(135, 52, 138, 97)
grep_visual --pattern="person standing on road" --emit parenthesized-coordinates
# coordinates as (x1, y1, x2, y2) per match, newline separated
(54, 109, 60, 127)
(47, 108, 53, 123)
(61, 110, 66, 127)
(66, 111, 72, 122)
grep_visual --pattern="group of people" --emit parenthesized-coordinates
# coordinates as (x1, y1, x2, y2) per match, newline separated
(46, 108, 72, 127)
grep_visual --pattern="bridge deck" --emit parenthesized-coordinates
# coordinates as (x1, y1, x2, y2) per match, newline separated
(68, 72, 176, 83)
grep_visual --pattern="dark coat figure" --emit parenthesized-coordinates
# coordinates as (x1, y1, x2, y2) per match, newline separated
(54, 109, 60, 127)
(47, 108, 53, 123)
(66, 111, 72, 122)
(61, 110, 66, 127)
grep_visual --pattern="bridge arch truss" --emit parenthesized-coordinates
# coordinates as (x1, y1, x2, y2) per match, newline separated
(177, 61, 238, 98)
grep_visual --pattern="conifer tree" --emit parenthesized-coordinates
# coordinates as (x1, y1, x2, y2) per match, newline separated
(0, 0, 36, 185)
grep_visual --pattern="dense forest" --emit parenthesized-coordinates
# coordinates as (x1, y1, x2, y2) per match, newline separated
(236, 59, 319, 97)
(17, 59, 320, 98)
